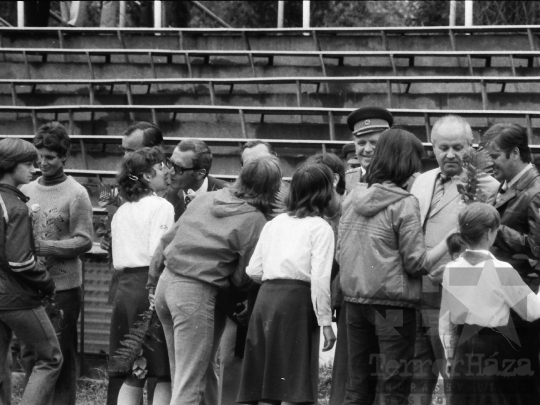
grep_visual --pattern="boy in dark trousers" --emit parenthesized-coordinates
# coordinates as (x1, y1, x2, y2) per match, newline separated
(0, 138, 62, 405)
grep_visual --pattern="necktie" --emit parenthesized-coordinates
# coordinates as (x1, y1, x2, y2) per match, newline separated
(185, 194, 192, 207)
(428, 174, 449, 218)
(495, 184, 507, 205)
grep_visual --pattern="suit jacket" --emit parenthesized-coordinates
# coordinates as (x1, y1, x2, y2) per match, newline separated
(411, 168, 499, 308)
(164, 175, 229, 222)
(491, 166, 540, 289)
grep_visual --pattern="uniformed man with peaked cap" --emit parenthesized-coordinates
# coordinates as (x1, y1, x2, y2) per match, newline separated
(344, 107, 394, 193)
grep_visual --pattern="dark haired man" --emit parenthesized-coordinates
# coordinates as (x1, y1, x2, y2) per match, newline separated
(484, 123, 540, 283)
(122, 121, 164, 156)
(484, 123, 540, 401)
(165, 138, 228, 222)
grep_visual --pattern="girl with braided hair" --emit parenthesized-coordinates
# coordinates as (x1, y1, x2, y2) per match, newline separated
(109, 147, 174, 405)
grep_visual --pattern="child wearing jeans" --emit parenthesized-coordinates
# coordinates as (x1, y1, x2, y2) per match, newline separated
(0, 138, 62, 405)
(441, 202, 540, 404)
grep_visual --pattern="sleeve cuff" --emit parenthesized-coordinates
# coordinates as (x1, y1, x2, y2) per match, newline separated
(318, 315, 333, 327)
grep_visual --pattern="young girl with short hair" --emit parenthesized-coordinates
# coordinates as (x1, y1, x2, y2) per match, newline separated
(237, 163, 337, 405)
(441, 202, 540, 405)
(0, 138, 61, 405)
(109, 147, 174, 405)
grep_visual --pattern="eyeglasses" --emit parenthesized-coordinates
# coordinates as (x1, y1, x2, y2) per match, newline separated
(166, 157, 199, 175)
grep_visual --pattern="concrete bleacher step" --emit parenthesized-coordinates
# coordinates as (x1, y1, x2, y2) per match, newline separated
(3, 87, 540, 112)
(1, 26, 538, 53)
(1, 54, 537, 81)
(5, 60, 538, 80)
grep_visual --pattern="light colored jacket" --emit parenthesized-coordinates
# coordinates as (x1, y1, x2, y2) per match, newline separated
(338, 181, 429, 309)
(148, 187, 267, 291)
(411, 168, 499, 308)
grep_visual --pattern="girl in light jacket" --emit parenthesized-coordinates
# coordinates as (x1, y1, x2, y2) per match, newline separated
(338, 129, 449, 405)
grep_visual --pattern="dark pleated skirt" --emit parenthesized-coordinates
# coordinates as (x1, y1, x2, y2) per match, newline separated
(237, 279, 319, 404)
(108, 267, 170, 378)
(450, 323, 540, 405)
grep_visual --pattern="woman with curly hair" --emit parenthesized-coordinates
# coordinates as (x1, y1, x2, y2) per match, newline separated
(109, 147, 174, 405)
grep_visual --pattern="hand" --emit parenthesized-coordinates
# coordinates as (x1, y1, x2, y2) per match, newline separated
(235, 302, 249, 325)
(322, 325, 336, 352)
(100, 234, 111, 252)
(428, 264, 445, 284)
(149, 293, 156, 310)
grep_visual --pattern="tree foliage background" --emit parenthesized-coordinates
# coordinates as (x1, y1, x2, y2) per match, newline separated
(2, 1, 540, 28)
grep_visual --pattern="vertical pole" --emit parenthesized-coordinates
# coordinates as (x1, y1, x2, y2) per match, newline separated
(464, 0, 473, 27)
(449, 0, 457, 26)
(154, 1, 162, 28)
(302, 1, 310, 28)
(119, 1, 126, 27)
(17, 1, 25, 27)
(277, 1, 284, 29)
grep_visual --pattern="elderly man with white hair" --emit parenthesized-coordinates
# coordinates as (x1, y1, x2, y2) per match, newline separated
(408, 115, 499, 404)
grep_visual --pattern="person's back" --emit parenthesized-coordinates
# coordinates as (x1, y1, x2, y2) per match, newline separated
(339, 181, 427, 308)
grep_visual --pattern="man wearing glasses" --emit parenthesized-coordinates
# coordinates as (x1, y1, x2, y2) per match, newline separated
(164, 138, 228, 222)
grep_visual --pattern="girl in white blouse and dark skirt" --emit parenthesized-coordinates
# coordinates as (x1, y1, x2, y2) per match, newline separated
(440, 202, 540, 405)
(108, 148, 174, 405)
(237, 163, 337, 405)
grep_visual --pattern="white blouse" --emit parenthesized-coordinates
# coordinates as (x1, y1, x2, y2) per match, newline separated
(112, 195, 174, 270)
(247, 213, 335, 326)
(439, 249, 540, 359)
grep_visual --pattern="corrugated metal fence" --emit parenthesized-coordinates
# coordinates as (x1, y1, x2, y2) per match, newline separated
(79, 254, 112, 356)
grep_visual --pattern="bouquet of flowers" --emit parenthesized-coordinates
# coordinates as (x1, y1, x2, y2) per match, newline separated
(108, 307, 162, 378)
(456, 148, 494, 203)
(94, 181, 120, 251)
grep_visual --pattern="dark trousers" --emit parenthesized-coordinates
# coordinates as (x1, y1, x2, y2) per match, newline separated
(21, 288, 81, 405)
(450, 323, 540, 405)
(0, 306, 62, 405)
(344, 302, 416, 405)
(329, 303, 348, 405)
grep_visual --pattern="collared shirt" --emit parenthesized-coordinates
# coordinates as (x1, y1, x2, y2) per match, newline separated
(504, 163, 534, 191)
(246, 213, 335, 326)
(182, 176, 208, 201)
(439, 249, 540, 358)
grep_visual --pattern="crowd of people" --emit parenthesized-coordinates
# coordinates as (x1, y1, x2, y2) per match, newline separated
(1, 104, 540, 405)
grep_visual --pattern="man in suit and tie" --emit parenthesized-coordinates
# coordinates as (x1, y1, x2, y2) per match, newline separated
(483, 123, 540, 398)
(409, 115, 499, 405)
(164, 138, 228, 221)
